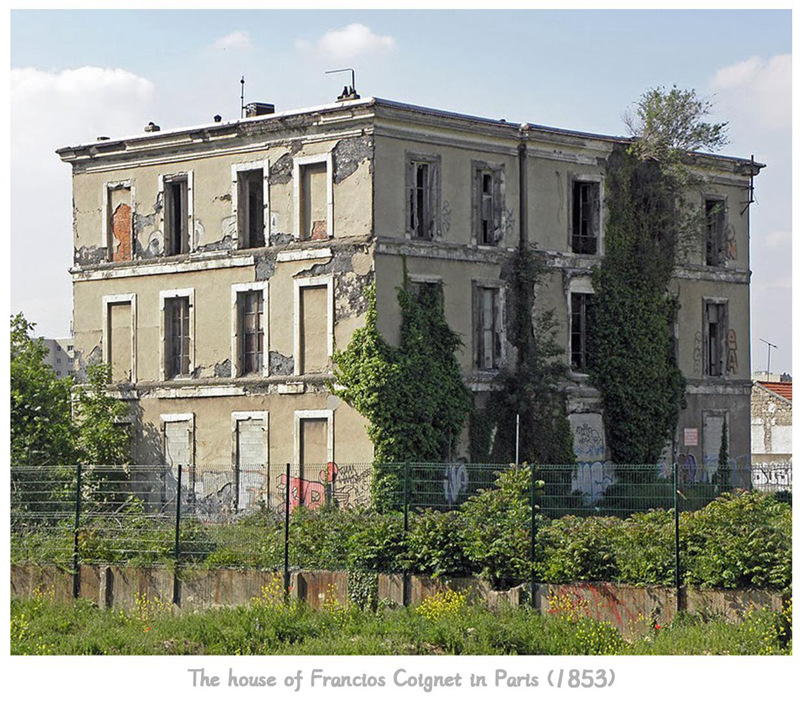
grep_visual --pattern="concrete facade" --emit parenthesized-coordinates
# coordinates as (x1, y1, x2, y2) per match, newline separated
(41, 337, 74, 379)
(58, 95, 762, 495)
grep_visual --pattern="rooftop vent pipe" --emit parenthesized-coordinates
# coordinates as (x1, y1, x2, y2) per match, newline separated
(144, 121, 161, 133)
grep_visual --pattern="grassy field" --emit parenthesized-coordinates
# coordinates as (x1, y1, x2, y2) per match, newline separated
(10, 588, 791, 656)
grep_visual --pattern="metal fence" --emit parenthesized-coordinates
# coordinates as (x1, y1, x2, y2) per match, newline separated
(11, 460, 791, 603)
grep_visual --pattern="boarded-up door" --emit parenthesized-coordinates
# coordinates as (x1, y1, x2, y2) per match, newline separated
(235, 417, 266, 511)
(702, 412, 727, 472)
(108, 302, 132, 382)
(164, 419, 191, 501)
(299, 417, 328, 508)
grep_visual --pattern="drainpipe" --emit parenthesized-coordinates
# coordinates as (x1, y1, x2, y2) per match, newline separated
(518, 125, 529, 249)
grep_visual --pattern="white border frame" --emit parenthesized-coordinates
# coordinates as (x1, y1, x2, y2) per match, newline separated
(231, 158, 270, 249)
(102, 180, 134, 262)
(160, 412, 195, 468)
(293, 275, 334, 375)
(101, 293, 138, 383)
(230, 281, 270, 378)
(157, 170, 194, 254)
(159, 288, 195, 381)
(293, 409, 334, 466)
(231, 410, 269, 469)
(293, 152, 334, 240)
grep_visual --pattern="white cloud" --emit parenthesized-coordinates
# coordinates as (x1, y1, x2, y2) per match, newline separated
(213, 30, 253, 52)
(764, 230, 792, 249)
(11, 67, 156, 337)
(296, 23, 396, 62)
(709, 54, 791, 131)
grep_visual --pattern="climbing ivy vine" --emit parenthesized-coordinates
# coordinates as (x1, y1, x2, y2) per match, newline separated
(331, 267, 472, 504)
(469, 245, 575, 474)
(588, 145, 686, 465)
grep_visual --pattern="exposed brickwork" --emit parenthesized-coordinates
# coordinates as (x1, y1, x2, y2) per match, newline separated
(111, 202, 132, 262)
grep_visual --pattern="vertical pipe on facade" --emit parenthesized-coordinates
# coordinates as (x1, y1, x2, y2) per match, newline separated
(518, 125, 529, 248)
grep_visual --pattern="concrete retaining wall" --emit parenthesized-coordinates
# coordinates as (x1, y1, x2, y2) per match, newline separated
(11, 564, 785, 636)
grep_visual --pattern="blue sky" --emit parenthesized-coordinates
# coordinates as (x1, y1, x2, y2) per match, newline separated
(10, 8, 792, 373)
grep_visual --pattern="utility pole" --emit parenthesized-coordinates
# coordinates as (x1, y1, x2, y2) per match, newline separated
(759, 338, 777, 380)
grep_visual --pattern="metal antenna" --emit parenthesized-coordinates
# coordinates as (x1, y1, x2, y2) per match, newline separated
(240, 76, 245, 118)
(325, 67, 357, 95)
(759, 338, 778, 379)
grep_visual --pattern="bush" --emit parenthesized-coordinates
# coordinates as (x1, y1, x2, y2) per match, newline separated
(615, 509, 675, 585)
(681, 491, 791, 589)
(460, 466, 535, 587)
(538, 516, 621, 583)
(405, 510, 473, 577)
(346, 511, 406, 572)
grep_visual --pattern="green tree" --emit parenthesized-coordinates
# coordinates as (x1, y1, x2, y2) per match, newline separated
(10, 314, 75, 465)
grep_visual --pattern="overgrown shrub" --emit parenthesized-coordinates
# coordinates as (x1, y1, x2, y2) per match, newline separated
(346, 511, 406, 573)
(681, 491, 791, 589)
(405, 510, 473, 577)
(615, 509, 675, 585)
(538, 516, 621, 583)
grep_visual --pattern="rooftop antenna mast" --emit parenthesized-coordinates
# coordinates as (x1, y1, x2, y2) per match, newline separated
(759, 338, 778, 379)
(240, 76, 245, 118)
(325, 68, 359, 99)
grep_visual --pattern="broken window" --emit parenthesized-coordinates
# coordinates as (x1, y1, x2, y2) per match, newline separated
(407, 155, 439, 240)
(238, 169, 265, 248)
(705, 198, 726, 266)
(299, 162, 329, 240)
(164, 176, 189, 255)
(165, 296, 190, 378)
(475, 286, 502, 370)
(474, 166, 503, 245)
(571, 292, 594, 372)
(106, 185, 132, 262)
(704, 300, 728, 377)
(572, 181, 600, 254)
(238, 290, 264, 374)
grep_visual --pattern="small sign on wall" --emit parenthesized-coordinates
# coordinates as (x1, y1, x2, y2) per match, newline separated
(684, 428, 699, 447)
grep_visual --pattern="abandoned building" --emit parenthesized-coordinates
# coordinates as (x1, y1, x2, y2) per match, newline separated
(57, 94, 762, 504)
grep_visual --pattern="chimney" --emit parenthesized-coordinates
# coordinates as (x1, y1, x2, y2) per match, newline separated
(144, 121, 161, 133)
(244, 102, 275, 118)
(336, 85, 360, 102)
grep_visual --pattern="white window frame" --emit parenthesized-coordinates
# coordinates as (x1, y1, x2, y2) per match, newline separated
(102, 180, 135, 262)
(293, 275, 335, 375)
(160, 412, 195, 467)
(293, 409, 334, 466)
(230, 281, 269, 378)
(568, 277, 595, 376)
(102, 293, 138, 383)
(159, 288, 195, 381)
(231, 159, 270, 249)
(230, 410, 269, 468)
(568, 173, 604, 256)
(293, 153, 334, 240)
(157, 170, 194, 254)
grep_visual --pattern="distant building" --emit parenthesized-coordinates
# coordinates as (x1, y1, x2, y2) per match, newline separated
(751, 381, 792, 464)
(40, 337, 75, 379)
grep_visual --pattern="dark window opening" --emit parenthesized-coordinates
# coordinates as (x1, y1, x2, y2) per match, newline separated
(239, 169, 265, 248)
(480, 172, 495, 245)
(239, 290, 264, 374)
(571, 292, 594, 372)
(408, 160, 435, 240)
(572, 181, 599, 254)
(164, 178, 189, 255)
(705, 198, 725, 266)
(165, 297, 190, 378)
(477, 286, 501, 370)
(705, 301, 727, 377)
(408, 279, 443, 308)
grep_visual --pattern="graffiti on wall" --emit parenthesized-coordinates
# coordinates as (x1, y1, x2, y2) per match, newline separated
(726, 329, 738, 374)
(693, 331, 703, 374)
(570, 413, 607, 462)
(443, 461, 468, 504)
(277, 463, 371, 513)
(572, 461, 615, 504)
(725, 223, 737, 261)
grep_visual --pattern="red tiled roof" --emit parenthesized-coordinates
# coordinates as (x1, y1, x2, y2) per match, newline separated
(759, 382, 792, 402)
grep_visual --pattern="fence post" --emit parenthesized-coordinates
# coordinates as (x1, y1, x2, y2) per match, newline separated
(284, 462, 291, 603)
(673, 462, 683, 613)
(72, 463, 82, 599)
(172, 463, 182, 605)
(402, 462, 410, 607)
